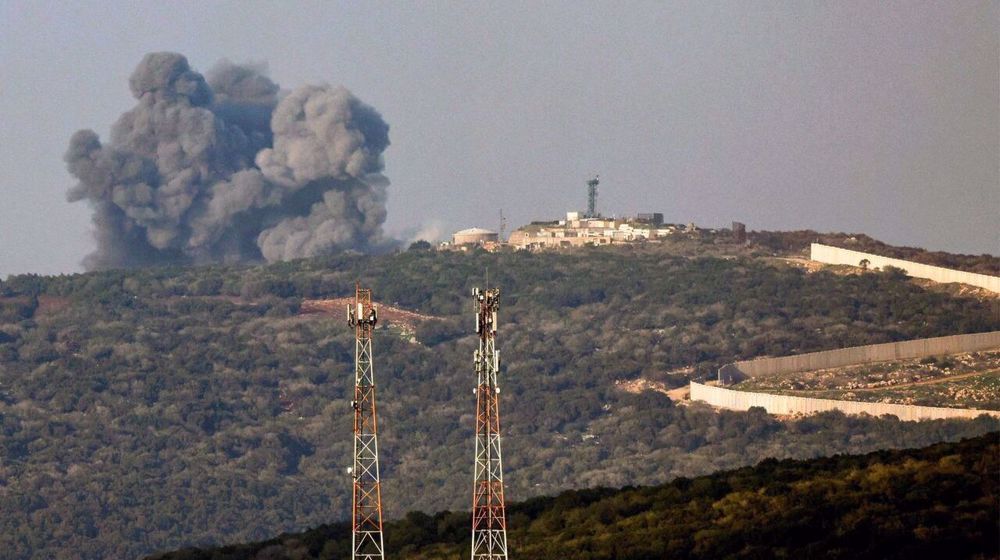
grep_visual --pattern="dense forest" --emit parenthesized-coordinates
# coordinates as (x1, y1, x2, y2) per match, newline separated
(1, 239, 998, 558)
(150, 432, 1000, 559)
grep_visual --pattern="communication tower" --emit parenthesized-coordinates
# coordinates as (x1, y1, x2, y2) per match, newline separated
(347, 283, 384, 560)
(585, 175, 600, 218)
(470, 287, 509, 559)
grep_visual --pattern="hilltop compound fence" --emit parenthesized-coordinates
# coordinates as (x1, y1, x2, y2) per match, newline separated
(717, 331, 1000, 384)
(810, 243, 1000, 293)
(690, 382, 1000, 422)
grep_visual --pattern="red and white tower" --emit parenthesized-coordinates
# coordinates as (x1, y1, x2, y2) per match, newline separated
(347, 284, 384, 560)
(470, 287, 509, 559)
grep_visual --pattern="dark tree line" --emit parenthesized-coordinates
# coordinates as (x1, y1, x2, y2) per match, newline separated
(149, 432, 1000, 560)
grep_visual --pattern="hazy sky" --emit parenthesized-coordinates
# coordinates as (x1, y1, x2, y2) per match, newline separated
(1, 1, 997, 276)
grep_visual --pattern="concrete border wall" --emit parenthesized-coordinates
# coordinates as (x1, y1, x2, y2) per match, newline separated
(690, 381, 1000, 421)
(810, 243, 1000, 293)
(718, 331, 1000, 383)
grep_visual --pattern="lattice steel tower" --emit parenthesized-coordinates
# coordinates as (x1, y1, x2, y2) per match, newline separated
(585, 175, 600, 218)
(347, 284, 385, 560)
(470, 287, 509, 559)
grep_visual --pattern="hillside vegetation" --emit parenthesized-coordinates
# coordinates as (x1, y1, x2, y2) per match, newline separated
(750, 230, 1000, 275)
(1, 242, 998, 558)
(150, 432, 1000, 560)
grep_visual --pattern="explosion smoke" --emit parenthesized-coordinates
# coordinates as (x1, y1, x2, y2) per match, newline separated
(66, 52, 391, 269)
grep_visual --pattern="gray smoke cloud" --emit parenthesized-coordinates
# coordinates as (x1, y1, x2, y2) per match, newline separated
(66, 52, 391, 269)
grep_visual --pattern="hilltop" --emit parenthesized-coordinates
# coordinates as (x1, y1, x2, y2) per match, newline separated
(496, 224, 999, 276)
(149, 433, 1000, 559)
(0, 235, 997, 558)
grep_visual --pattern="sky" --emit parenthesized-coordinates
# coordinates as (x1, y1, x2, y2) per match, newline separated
(1, 1, 997, 276)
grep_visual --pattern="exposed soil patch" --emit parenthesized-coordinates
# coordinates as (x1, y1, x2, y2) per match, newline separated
(615, 378, 691, 402)
(300, 298, 441, 331)
(737, 352, 1000, 410)
(35, 295, 71, 316)
(740, 351, 1000, 393)
(807, 369, 998, 393)
(771, 257, 834, 274)
(909, 278, 999, 300)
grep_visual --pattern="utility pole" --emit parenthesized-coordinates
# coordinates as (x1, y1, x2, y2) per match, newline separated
(347, 283, 384, 560)
(470, 287, 509, 559)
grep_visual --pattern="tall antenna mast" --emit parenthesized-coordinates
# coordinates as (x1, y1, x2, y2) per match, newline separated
(586, 175, 600, 218)
(470, 286, 508, 559)
(347, 283, 385, 560)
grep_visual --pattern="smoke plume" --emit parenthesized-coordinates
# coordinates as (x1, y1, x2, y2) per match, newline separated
(66, 52, 391, 269)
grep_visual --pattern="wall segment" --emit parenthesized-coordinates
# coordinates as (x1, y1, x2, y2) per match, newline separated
(690, 382, 1000, 421)
(810, 243, 1000, 292)
(718, 331, 1000, 384)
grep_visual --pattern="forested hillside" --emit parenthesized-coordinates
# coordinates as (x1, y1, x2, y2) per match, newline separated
(151, 432, 1000, 560)
(1, 242, 997, 558)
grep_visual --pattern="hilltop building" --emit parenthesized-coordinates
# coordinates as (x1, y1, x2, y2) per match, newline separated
(453, 227, 499, 245)
(445, 227, 502, 250)
(508, 211, 688, 250)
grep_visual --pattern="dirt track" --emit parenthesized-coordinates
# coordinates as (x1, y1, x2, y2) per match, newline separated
(300, 298, 441, 330)
(786, 368, 1000, 395)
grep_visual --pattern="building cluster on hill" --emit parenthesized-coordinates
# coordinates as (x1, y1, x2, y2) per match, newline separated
(442, 177, 721, 251)
(445, 212, 701, 251)
(507, 211, 700, 250)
